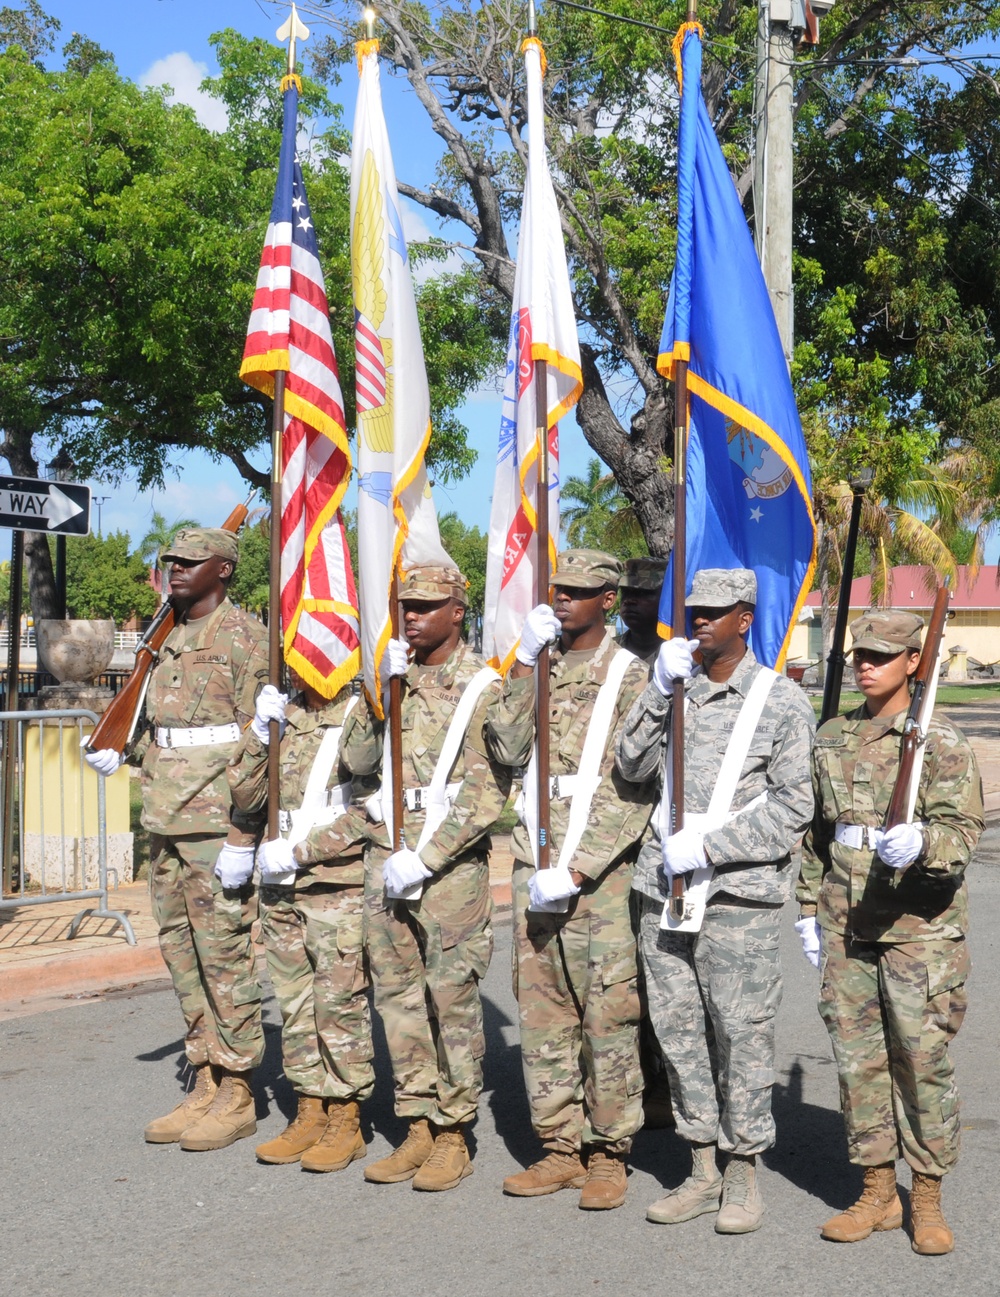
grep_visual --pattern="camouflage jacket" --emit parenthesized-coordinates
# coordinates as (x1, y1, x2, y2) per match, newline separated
(339, 641, 511, 871)
(617, 629, 659, 668)
(228, 688, 374, 888)
(484, 630, 655, 881)
(797, 705, 983, 942)
(616, 646, 816, 904)
(131, 598, 268, 839)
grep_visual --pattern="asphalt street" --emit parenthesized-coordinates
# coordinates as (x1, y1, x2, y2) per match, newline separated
(3, 831, 999, 1297)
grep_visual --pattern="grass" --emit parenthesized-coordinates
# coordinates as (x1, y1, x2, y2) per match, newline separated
(810, 681, 1000, 720)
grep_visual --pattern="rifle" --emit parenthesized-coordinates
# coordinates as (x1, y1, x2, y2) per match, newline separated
(85, 493, 256, 757)
(883, 579, 951, 830)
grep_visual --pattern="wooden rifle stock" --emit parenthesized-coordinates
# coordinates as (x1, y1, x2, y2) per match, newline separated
(884, 582, 950, 829)
(85, 495, 255, 756)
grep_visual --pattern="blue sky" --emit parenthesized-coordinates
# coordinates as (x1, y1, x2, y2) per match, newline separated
(8, 1, 999, 565)
(10, 0, 602, 552)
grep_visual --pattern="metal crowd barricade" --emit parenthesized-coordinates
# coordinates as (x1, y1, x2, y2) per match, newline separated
(0, 708, 135, 944)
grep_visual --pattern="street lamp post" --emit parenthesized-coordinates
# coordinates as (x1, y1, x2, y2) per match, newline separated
(93, 495, 110, 538)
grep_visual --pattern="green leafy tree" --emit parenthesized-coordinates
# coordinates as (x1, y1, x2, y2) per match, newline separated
(309, 0, 1000, 564)
(560, 458, 648, 559)
(0, 9, 500, 622)
(63, 531, 159, 624)
(137, 511, 200, 567)
(227, 517, 271, 616)
(438, 511, 487, 634)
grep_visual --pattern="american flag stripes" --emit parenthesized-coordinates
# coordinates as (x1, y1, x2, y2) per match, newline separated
(241, 79, 360, 697)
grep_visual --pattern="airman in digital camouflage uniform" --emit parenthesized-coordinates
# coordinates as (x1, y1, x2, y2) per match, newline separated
(617, 555, 673, 1130)
(796, 608, 983, 1256)
(87, 527, 268, 1150)
(340, 566, 511, 1192)
(228, 673, 377, 1172)
(485, 549, 655, 1211)
(616, 567, 815, 1233)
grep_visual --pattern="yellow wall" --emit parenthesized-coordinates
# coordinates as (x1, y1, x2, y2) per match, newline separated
(23, 721, 130, 837)
(789, 610, 1000, 667)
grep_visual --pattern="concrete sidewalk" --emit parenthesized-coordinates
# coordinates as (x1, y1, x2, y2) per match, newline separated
(0, 841, 516, 1012)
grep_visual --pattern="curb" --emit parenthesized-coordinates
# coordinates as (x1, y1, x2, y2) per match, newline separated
(0, 939, 168, 1008)
(1, 876, 515, 1010)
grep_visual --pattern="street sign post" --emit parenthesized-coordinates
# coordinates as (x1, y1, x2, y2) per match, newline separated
(0, 475, 91, 536)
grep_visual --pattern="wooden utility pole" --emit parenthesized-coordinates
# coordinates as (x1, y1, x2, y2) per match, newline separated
(754, 0, 795, 367)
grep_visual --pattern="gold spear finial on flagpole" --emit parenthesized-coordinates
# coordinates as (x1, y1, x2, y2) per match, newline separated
(363, 5, 377, 39)
(527, 0, 537, 36)
(277, 3, 310, 83)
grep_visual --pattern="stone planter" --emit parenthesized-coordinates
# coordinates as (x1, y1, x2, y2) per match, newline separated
(36, 618, 115, 685)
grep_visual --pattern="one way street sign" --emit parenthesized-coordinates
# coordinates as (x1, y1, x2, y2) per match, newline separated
(0, 475, 91, 535)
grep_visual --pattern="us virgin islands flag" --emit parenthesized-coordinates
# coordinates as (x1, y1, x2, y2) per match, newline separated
(658, 23, 816, 670)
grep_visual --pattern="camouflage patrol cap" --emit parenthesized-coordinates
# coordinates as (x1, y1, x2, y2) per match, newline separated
(553, 549, 623, 590)
(620, 556, 668, 592)
(161, 527, 238, 564)
(685, 567, 757, 607)
(850, 609, 924, 654)
(399, 565, 469, 606)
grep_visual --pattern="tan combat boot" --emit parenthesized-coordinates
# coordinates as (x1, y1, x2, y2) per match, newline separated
(503, 1150, 587, 1197)
(647, 1143, 722, 1224)
(180, 1070, 256, 1151)
(255, 1095, 327, 1165)
(579, 1149, 628, 1210)
(909, 1171, 954, 1255)
(364, 1118, 435, 1183)
(301, 1100, 366, 1173)
(143, 1063, 218, 1144)
(820, 1165, 902, 1243)
(715, 1153, 765, 1234)
(412, 1126, 474, 1192)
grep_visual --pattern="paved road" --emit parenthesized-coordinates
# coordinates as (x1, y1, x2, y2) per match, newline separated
(3, 834, 1000, 1297)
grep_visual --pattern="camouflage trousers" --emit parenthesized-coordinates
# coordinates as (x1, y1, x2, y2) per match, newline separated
(364, 847, 493, 1127)
(638, 893, 782, 1154)
(513, 859, 643, 1155)
(149, 833, 264, 1072)
(259, 882, 374, 1101)
(819, 930, 969, 1176)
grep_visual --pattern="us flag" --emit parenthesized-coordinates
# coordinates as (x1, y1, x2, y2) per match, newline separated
(241, 78, 360, 697)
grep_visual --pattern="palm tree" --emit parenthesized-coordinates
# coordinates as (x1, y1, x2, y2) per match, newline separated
(560, 458, 647, 556)
(138, 511, 200, 567)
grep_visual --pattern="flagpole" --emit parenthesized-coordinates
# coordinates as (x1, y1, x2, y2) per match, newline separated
(362, 1, 405, 852)
(669, 0, 698, 922)
(267, 373, 285, 840)
(524, 0, 552, 873)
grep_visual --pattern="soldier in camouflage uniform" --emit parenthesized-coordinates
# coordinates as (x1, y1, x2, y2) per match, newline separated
(86, 527, 268, 1150)
(340, 566, 510, 1192)
(797, 609, 983, 1256)
(616, 567, 815, 1233)
(485, 549, 655, 1211)
(229, 673, 377, 1172)
(617, 555, 673, 1130)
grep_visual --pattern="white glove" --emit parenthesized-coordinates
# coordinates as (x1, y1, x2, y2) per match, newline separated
(794, 916, 821, 968)
(652, 638, 699, 696)
(385, 638, 410, 678)
(661, 827, 707, 881)
(214, 843, 256, 889)
(874, 823, 925, 870)
(515, 604, 561, 666)
(383, 848, 433, 896)
(251, 684, 288, 745)
(528, 864, 581, 907)
(257, 837, 297, 879)
(82, 746, 122, 777)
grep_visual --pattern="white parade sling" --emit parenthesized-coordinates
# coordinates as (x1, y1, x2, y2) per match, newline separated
(522, 647, 638, 914)
(268, 697, 358, 887)
(660, 666, 777, 933)
(372, 666, 499, 902)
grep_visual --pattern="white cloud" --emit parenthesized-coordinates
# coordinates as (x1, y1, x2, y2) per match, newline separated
(139, 53, 229, 134)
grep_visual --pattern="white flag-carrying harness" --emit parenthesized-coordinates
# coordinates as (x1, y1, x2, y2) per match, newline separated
(351, 38, 452, 716)
(520, 647, 638, 913)
(483, 36, 583, 674)
(658, 667, 777, 933)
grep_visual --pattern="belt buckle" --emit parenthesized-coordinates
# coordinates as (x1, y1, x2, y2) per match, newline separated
(408, 788, 425, 812)
(162, 730, 173, 749)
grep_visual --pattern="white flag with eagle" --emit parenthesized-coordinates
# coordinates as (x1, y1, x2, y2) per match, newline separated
(351, 38, 451, 714)
(482, 36, 583, 674)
